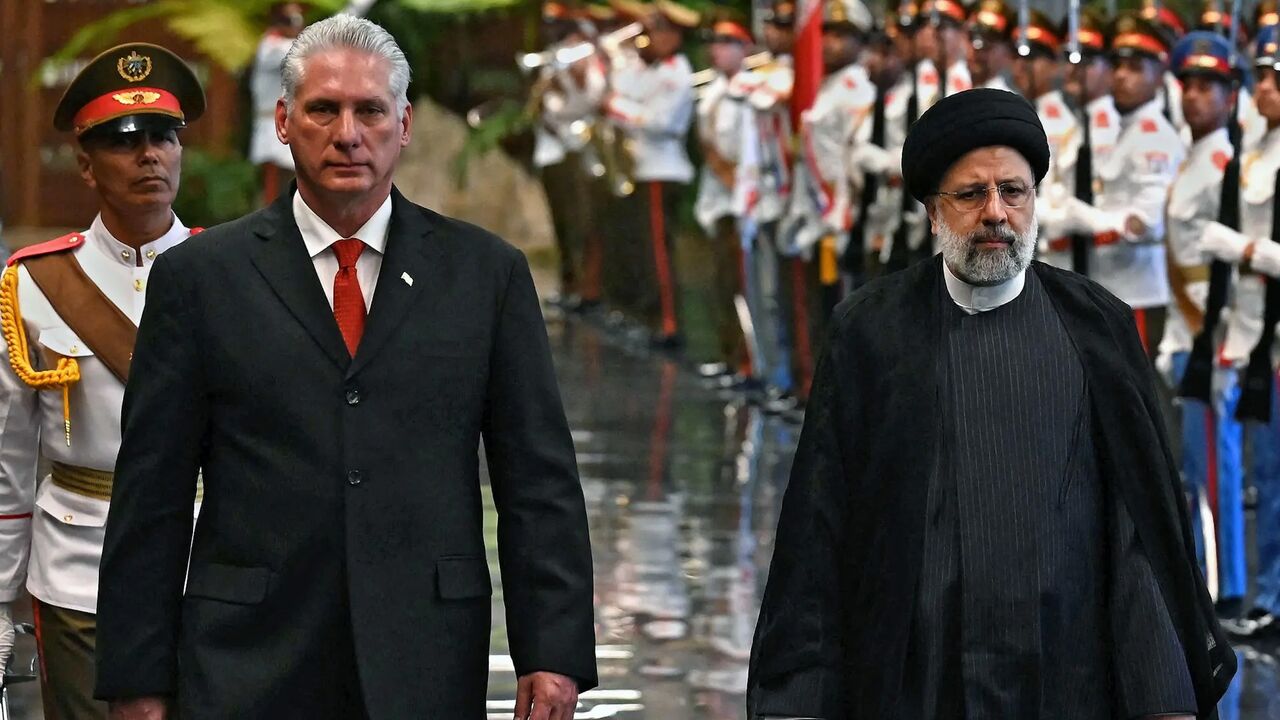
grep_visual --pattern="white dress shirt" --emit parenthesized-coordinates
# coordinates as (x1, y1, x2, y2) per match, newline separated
(293, 190, 391, 311)
(943, 262, 1027, 314)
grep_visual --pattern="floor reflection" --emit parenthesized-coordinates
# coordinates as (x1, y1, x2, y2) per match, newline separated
(477, 317, 1280, 719)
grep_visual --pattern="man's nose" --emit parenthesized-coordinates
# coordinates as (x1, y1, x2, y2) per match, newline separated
(979, 189, 1010, 224)
(333, 109, 360, 148)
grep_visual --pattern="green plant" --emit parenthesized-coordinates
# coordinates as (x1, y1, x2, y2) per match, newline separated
(173, 148, 259, 227)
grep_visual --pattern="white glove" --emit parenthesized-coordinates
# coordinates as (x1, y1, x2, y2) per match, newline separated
(1200, 221, 1251, 263)
(1249, 239, 1280, 278)
(1155, 351, 1177, 389)
(849, 144, 892, 176)
(1063, 197, 1126, 238)
(0, 603, 14, 674)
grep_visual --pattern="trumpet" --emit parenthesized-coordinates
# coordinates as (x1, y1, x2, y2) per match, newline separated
(515, 22, 646, 74)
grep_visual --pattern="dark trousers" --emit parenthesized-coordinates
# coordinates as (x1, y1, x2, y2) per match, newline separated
(708, 216, 746, 368)
(33, 599, 107, 720)
(541, 156, 596, 299)
(609, 181, 683, 336)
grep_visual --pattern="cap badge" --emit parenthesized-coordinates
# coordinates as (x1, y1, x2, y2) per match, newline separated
(112, 90, 161, 106)
(117, 51, 152, 83)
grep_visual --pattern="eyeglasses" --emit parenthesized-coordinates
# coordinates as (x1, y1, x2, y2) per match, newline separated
(931, 182, 1032, 212)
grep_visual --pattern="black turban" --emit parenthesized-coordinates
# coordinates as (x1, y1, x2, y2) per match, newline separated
(901, 88, 1050, 202)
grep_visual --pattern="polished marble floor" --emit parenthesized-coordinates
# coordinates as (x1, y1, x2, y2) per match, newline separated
(3, 315, 1278, 718)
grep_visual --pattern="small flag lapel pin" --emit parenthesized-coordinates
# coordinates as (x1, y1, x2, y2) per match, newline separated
(401, 272, 414, 287)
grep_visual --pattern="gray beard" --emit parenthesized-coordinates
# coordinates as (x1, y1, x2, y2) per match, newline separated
(936, 216, 1038, 286)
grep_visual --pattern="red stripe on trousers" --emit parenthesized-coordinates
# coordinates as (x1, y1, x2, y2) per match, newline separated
(1206, 406, 1220, 527)
(1134, 308, 1149, 354)
(649, 182, 678, 336)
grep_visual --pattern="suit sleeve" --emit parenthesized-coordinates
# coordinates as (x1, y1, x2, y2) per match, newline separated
(481, 250, 598, 690)
(95, 252, 206, 700)
(747, 327, 849, 720)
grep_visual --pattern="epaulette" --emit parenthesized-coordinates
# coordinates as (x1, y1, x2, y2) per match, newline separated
(7, 232, 84, 267)
(1140, 118, 1159, 134)
(1213, 150, 1230, 172)
(1094, 111, 1111, 129)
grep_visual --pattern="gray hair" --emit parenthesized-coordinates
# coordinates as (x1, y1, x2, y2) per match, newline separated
(280, 14, 411, 116)
(935, 214, 1038, 287)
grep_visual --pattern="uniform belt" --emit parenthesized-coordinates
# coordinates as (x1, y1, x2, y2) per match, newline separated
(50, 462, 203, 503)
(1178, 264, 1211, 284)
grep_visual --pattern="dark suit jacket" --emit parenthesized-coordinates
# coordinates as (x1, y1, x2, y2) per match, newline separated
(94, 188, 598, 718)
(747, 257, 1234, 720)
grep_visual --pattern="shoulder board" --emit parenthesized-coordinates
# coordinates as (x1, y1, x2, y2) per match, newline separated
(1045, 104, 1062, 120)
(1094, 111, 1111, 129)
(1212, 150, 1230, 172)
(6, 232, 84, 267)
(190, 227, 204, 235)
(1140, 118, 1158, 134)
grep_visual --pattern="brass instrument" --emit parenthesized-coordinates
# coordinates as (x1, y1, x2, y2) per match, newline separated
(691, 51, 774, 89)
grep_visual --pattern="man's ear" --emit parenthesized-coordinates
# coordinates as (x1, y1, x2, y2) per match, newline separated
(77, 147, 96, 191)
(925, 198, 940, 234)
(275, 98, 290, 145)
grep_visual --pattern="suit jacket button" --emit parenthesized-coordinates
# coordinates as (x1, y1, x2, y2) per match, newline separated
(347, 470, 363, 486)
(346, 389, 361, 406)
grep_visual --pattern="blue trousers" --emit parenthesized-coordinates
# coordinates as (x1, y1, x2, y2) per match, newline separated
(1173, 353, 1246, 601)
(1247, 370, 1280, 615)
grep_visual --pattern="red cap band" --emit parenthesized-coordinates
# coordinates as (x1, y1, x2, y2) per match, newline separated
(72, 87, 183, 136)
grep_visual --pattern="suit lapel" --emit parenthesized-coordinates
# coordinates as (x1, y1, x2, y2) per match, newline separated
(249, 192, 351, 370)
(347, 188, 436, 379)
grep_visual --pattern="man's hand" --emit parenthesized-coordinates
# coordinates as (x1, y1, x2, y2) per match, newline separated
(0, 603, 14, 674)
(108, 696, 168, 720)
(515, 671, 579, 720)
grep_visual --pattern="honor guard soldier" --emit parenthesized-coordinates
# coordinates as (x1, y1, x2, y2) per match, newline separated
(730, 0, 799, 406)
(966, 0, 1017, 93)
(693, 16, 755, 382)
(1142, 0, 1191, 131)
(250, 3, 305, 205)
(914, 0, 972, 108)
(1158, 31, 1247, 616)
(1199, 25, 1280, 640)
(1045, 13, 1184, 354)
(604, 0, 699, 348)
(1044, 7, 1123, 271)
(533, 1, 610, 312)
(0, 43, 204, 718)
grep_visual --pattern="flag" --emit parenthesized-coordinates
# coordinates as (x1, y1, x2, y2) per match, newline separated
(790, 0, 824, 127)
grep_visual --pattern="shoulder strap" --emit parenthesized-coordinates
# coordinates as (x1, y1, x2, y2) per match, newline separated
(20, 253, 137, 385)
(7, 232, 86, 267)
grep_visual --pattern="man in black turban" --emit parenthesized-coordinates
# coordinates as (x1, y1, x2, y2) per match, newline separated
(747, 88, 1234, 720)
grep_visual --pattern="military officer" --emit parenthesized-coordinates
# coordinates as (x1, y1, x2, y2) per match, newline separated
(914, 0, 972, 108)
(604, 0, 699, 348)
(966, 0, 1017, 93)
(1158, 31, 1246, 616)
(0, 43, 204, 718)
(1044, 13, 1184, 354)
(533, 1, 610, 311)
(730, 1, 799, 407)
(693, 17, 755, 381)
(1199, 25, 1280, 640)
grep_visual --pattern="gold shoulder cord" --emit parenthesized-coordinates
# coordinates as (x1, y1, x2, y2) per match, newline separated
(0, 265, 80, 445)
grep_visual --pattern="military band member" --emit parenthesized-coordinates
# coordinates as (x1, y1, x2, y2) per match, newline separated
(914, 0, 972, 108)
(0, 43, 204, 719)
(1200, 25, 1280, 640)
(731, 1, 798, 405)
(1046, 13, 1183, 354)
(534, 1, 609, 311)
(694, 17, 755, 381)
(1158, 31, 1246, 616)
(604, 0, 699, 348)
(966, 0, 1017, 93)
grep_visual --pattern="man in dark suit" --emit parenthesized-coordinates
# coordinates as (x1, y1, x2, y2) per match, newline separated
(94, 14, 596, 720)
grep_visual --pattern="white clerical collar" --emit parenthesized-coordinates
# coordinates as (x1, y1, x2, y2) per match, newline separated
(294, 190, 392, 259)
(943, 262, 1026, 315)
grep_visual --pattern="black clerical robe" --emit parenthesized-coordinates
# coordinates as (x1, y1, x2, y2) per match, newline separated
(747, 257, 1235, 720)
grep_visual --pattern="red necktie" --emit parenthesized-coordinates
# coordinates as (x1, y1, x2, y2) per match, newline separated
(331, 238, 366, 357)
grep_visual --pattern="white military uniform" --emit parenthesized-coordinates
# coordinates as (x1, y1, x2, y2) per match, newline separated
(1046, 98, 1184, 309)
(0, 216, 200, 614)
(605, 53, 696, 183)
(695, 71, 748, 234)
(532, 47, 609, 171)
(915, 58, 972, 108)
(1035, 89, 1082, 269)
(982, 74, 1016, 93)
(248, 30, 295, 171)
(1160, 126, 1233, 359)
(856, 73, 925, 261)
(1205, 126, 1280, 364)
(733, 54, 795, 228)
(786, 62, 876, 254)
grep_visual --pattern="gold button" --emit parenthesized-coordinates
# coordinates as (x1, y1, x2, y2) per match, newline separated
(121, 250, 132, 260)
(145, 250, 156, 260)
(134, 279, 144, 292)
(69, 344, 79, 354)
(63, 514, 73, 523)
